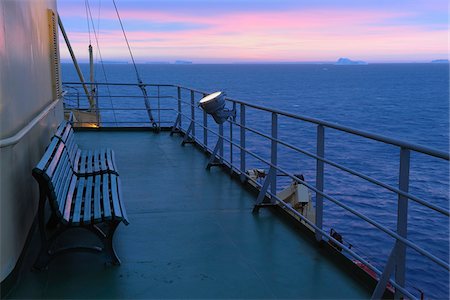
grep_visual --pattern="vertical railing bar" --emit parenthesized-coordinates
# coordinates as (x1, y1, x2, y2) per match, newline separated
(219, 123, 224, 163)
(191, 90, 195, 138)
(315, 124, 325, 241)
(395, 147, 410, 299)
(95, 83, 100, 127)
(270, 112, 278, 199)
(230, 102, 236, 170)
(158, 85, 161, 127)
(177, 86, 182, 129)
(240, 104, 246, 181)
(203, 93, 208, 150)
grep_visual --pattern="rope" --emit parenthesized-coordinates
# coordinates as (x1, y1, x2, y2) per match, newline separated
(112, 0, 157, 128)
(86, 0, 118, 125)
(85, 0, 92, 44)
(112, 0, 141, 83)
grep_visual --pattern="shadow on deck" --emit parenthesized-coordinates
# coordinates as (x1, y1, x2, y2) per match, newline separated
(6, 130, 369, 299)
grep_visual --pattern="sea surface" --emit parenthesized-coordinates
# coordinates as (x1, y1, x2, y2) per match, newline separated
(62, 63, 449, 299)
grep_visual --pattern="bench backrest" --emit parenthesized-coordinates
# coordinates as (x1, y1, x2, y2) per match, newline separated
(32, 137, 76, 223)
(54, 120, 81, 172)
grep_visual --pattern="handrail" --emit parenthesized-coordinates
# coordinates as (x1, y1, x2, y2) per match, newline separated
(0, 98, 61, 148)
(180, 85, 448, 159)
(64, 81, 448, 159)
(62, 81, 449, 299)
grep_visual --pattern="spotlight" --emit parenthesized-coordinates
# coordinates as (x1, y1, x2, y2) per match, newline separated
(198, 91, 236, 124)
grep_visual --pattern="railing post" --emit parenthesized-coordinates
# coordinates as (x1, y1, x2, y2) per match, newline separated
(395, 147, 410, 298)
(177, 86, 182, 128)
(203, 93, 208, 150)
(157, 86, 161, 127)
(230, 102, 236, 169)
(95, 83, 100, 127)
(270, 112, 278, 200)
(190, 90, 195, 139)
(240, 104, 246, 181)
(315, 124, 325, 241)
(219, 123, 224, 163)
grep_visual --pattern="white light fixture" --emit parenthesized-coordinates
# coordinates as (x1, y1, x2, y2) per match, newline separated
(198, 91, 236, 124)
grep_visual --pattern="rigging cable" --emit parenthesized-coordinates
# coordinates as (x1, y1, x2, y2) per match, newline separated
(112, 0, 158, 128)
(84, 0, 92, 45)
(86, 0, 118, 125)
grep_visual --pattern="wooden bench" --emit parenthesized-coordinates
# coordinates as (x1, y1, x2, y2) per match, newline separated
(32, 136, 129, 270)
(54, 120, 119, 176)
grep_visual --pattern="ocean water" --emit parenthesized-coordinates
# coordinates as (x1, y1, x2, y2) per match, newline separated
(62, 63, 449, 299)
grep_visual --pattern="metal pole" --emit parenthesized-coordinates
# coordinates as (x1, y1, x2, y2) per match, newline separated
(158, 86, 161, 127)
(219, 124, 224, 163)
(240, 104, 246, 181)
(230, 102, 236, 169)
(177, 87, 182, 128)
(191, 90, 195, 138)
(270, 113, 278, 199)
(89, 44, 95, 109)
(58, 14, 93, 108)
(395, 147, 410, 298)
(315, 125, 325, 241)
(95, 83, 99, 126)
(203, 109, 208, 150)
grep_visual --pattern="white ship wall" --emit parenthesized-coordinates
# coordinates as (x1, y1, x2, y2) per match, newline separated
(0, 0, 62, 282)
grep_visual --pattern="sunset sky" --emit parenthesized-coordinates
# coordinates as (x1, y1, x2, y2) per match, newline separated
(57, 0, 448, 63)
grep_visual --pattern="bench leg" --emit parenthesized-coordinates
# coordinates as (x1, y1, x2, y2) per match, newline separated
(46, 212, 59, 229)
(33, 249, 52, 271)
(33, 225, 66, 271)
(103, 221, 121, 266)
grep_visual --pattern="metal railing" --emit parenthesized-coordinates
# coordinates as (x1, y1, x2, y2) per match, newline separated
(62, 82, 449, 299)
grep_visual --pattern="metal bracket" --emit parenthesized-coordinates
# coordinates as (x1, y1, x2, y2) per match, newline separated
(206, 136, 224, 169)
(371, 242, 399, 299)
(252, 169, 276, 213)
(181, 122, 195, 145)
(170, 114, 181, 136)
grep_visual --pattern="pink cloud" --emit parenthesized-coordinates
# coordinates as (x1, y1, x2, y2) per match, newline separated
(59, 8, 447, 62)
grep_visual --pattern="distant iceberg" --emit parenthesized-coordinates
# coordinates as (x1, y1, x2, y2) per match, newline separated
(175, 60, 193, 64)
(335, 58, 368, 65)
(431, 59, 449, 64)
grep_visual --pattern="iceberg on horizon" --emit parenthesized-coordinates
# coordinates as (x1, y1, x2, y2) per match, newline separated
(431, 59, 449, 64)
(335, 58, 368, 65)
(175, 60, 193, 64)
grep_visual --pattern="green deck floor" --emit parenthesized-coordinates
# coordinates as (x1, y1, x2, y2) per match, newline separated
(7, 130, 369, 299)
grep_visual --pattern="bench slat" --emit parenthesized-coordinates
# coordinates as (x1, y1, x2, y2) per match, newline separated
(100, 149, 107, 172)
(36, 139, 59, 172)
(106, 149, 114, 172)
(62, 175, 77, 224)
(72, 177, 85, 225)
(116, 176, 129, 225)
(53, 150, 72, 211)
(61, 125, 72, 143)
(54, 120, 67, 138)
(102, 174, 112, 221)
(87, 150, 94, 174)
(110, 174, 122, 220)
(93, 175, 102, 222)
(94, 149, 100, 173)
(73, 149, 81, 173)
(79, 151, 87, 174)
(83, 176, 93, 224)
(46, 142, 65, 178)
(66, 134, 78, 165)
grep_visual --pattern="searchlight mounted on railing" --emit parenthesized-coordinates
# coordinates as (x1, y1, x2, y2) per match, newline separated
(198, 91, 236, 124)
